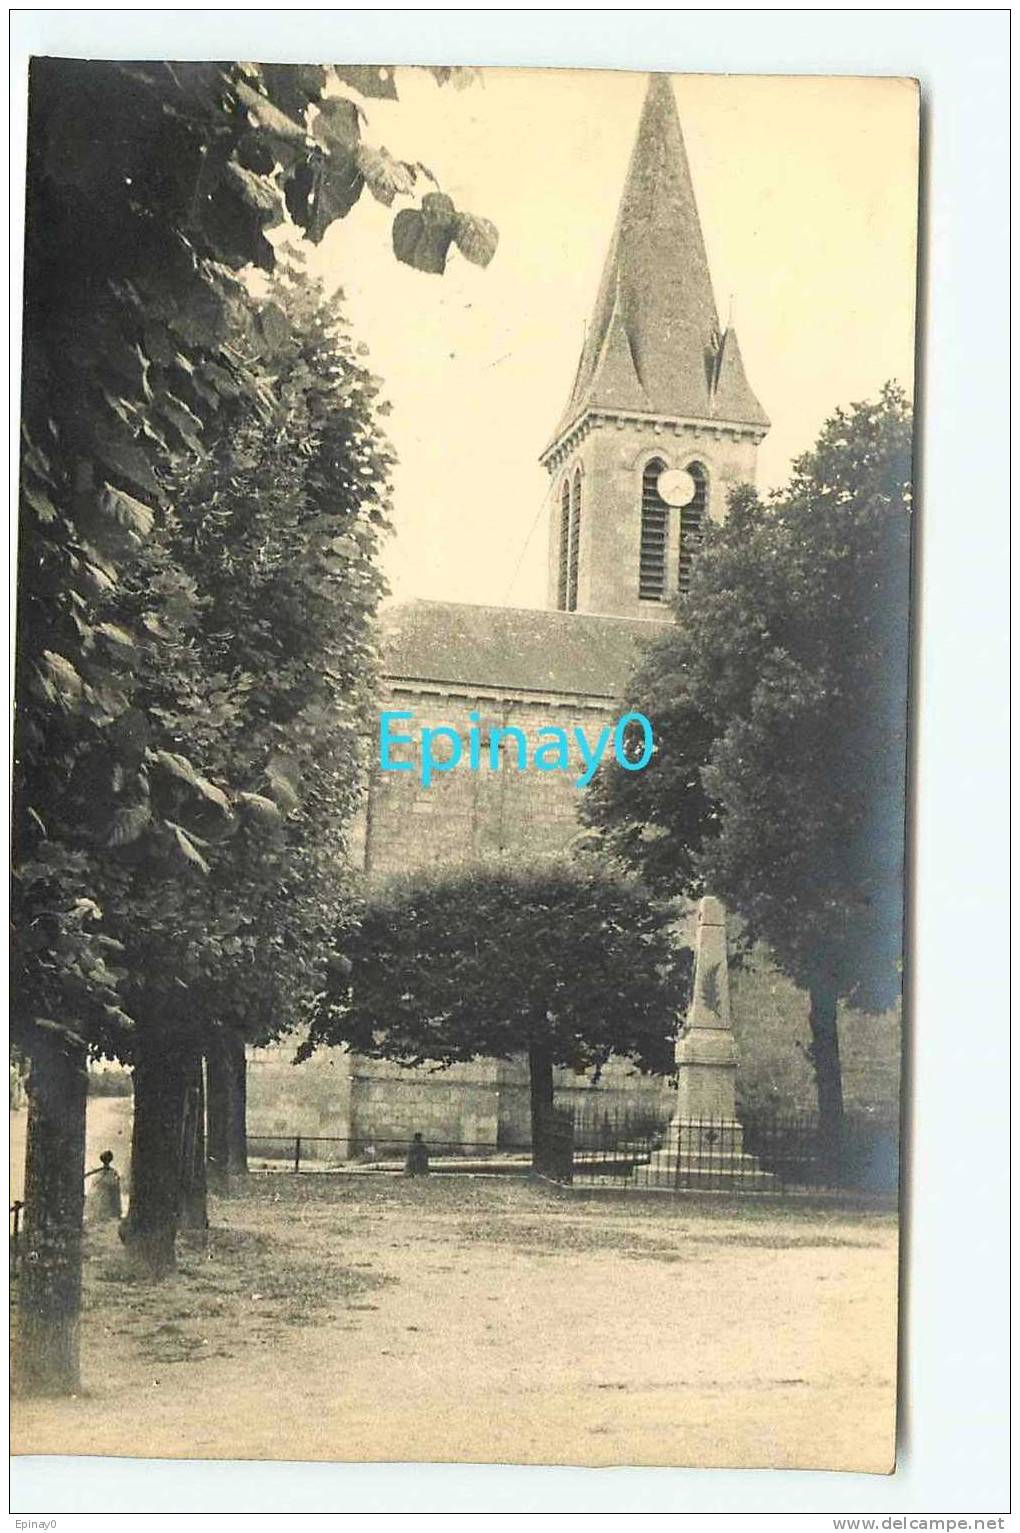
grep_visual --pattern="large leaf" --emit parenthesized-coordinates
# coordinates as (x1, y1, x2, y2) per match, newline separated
(94, 622, 136, 653)
(151, 750, 231, 813)
(167, 821, 211, 875)
(233, 78, 306, 143)
(155, 392, 206, 455)
(266, 752, 301, 813)
(100, 482, 156, 540)
(106, 803, 151, 848)
(201, 176, 277, 272)
(162, 272, 239, 350)
(23, 482, 60, 524)
(237, 791, 283, 826)
(332, 65, 398, 101)
(311, 96, 362, 152)
(258, 62, 328, 121)
(39, 651, 84, 706)
(102, 1004, 136, 1034)
(257, 302, 292, 353)
(93, 417, 164, 500)
(226, 159, 287, 219)
(393, 195, 458, 275)
(454, 212, 499, 268)
(356, 143, 416, 207)
(81, 681, 131, 727)
(286, 153, 364, 242)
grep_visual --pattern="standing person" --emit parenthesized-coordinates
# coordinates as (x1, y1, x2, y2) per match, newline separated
(404, 1132, 430, 1177)
(84, 1150, 123, 1223)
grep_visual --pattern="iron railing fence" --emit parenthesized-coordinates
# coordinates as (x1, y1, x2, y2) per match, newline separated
(246, 1133, 539, 1174)
(571, 1104, 672, 1153)
(564, 1105, 899, 1196)
(245, 1106, 898, 1195)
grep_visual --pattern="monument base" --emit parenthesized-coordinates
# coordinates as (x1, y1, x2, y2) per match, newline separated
(631, 1116, 775, 1191)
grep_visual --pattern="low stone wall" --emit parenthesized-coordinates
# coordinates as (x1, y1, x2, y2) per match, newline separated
(246, 1044, 676, 1155)
(247, 959, 901, 1154)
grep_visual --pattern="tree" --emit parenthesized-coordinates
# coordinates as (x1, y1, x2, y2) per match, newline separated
(584, 386, 914, 1150)
(108, 263, 391, 1271)
(13, 59, 493, 1390)
(301, 861, 689, 1158)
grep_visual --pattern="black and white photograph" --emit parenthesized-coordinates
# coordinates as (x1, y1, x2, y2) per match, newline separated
(6, 11, 1009, 1518)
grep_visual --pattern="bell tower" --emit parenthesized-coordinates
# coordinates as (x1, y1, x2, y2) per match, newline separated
(541, 74, 769, 621)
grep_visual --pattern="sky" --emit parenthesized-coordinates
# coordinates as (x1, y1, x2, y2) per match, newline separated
(310, 69, 919, 611)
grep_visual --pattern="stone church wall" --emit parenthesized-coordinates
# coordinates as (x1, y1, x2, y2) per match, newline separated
(359, 681, 616, 875)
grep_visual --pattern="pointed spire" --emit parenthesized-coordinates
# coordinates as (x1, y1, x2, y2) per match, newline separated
(712, 326, 769, 427)
(545, 74, 767, 451)
(587, 272, 651, 413)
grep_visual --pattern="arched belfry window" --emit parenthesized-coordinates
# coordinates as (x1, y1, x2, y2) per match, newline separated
(678, 462, 708, 595)
(639, 458, 669, 602)
(567, 470, 582, 612)
(556, 478, 571, 610)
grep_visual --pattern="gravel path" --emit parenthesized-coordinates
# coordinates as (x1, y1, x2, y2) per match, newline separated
(11, 1175, 898, 1471)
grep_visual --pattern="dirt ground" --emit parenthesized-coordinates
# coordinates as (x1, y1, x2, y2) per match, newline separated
(11, 1174, 899, 1472)
(10, 1097, 133, 1204)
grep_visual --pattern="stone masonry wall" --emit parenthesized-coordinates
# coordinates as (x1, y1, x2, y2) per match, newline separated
(361, 681, 616, 876)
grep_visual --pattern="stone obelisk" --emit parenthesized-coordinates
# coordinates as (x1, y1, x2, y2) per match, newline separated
(675, 895, 738, 1127)
(633, 896, 770, 1188)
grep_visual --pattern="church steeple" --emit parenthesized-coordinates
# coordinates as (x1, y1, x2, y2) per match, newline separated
(547, 73, 767, 453)
(541, 74, 769, 621)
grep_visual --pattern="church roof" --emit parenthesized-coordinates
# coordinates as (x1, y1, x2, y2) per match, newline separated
(380, 599, 663, 700)
(710, 324, 766, 426)
(546, 73, 768, 452)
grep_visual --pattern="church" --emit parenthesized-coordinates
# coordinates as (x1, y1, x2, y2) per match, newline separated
(248, 75, 897, 1153)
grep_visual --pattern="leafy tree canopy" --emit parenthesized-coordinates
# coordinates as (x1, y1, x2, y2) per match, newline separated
(104, 263, 392, 1062)
(13, 61, 492, 1061)
(302, 860, 689, 1084)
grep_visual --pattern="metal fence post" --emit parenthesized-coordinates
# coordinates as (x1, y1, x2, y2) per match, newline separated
(294, 1135, 301, 1174)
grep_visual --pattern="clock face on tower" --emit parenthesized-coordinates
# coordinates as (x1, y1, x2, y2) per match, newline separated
(657, 467, 697, 507)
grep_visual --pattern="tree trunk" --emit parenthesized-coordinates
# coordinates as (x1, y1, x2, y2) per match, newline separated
(121, 1037, 191, 1278)
(527, 1039, 555, 1171)
(808, 986, 845, 1179)
(206, 1028, 248, 1191)
(205, 1037, 227, 1189)
(178, 1057, 208, 1232)
(13, 1029, 88, 1397)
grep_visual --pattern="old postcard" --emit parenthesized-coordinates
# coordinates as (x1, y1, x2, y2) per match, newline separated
(11, 61, 918, 1473)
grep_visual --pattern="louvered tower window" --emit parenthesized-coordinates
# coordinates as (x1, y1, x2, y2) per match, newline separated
(567, 470, 582, 612)
(556, 478, 571, 610)
(678, 462, 708, 595)
(639, 458, 669, 601)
